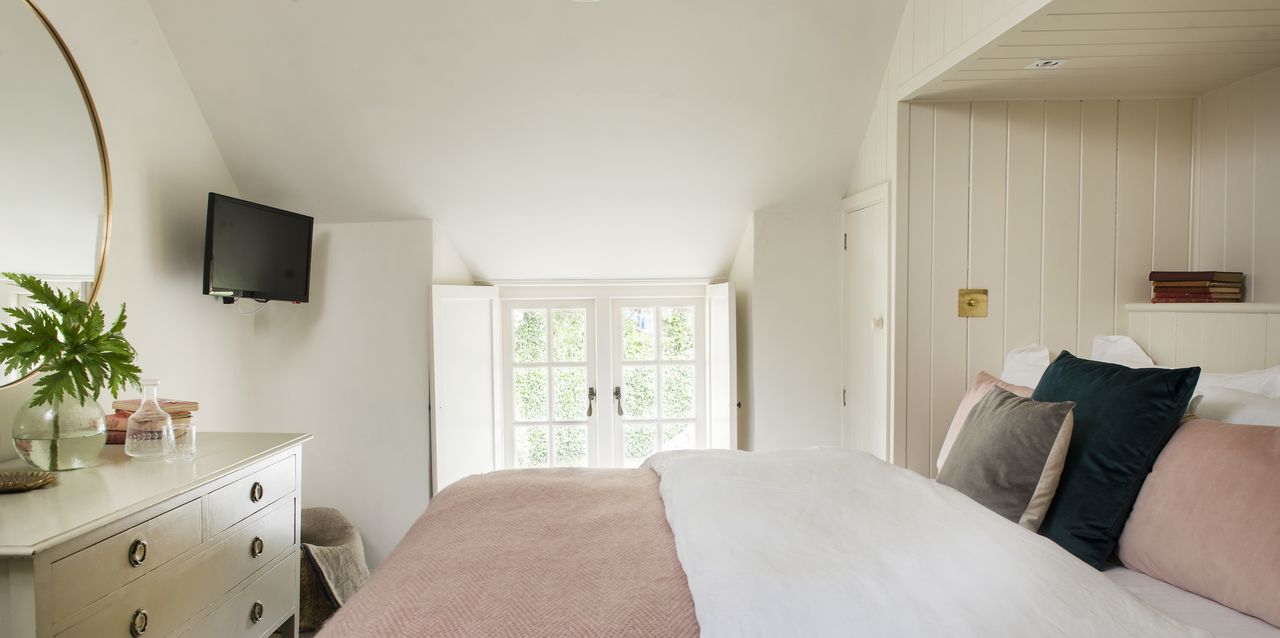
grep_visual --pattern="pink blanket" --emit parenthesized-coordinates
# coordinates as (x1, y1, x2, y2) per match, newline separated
(317, 469, 699, 637)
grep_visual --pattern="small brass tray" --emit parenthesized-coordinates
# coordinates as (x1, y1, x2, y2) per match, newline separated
(0, 470, 57, 493)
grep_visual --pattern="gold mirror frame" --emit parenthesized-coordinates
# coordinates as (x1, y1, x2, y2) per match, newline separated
(0, 0, 113, 390)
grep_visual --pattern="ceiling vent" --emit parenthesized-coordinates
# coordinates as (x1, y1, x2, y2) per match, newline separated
(1025, 59, 1069, 70)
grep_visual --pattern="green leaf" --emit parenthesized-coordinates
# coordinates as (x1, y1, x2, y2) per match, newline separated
(0, 274, 142, 407)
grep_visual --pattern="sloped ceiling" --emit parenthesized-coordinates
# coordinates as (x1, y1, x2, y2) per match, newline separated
(148, 0, 904, 280)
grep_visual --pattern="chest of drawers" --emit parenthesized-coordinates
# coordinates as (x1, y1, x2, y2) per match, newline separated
(0, 432, 310, 638)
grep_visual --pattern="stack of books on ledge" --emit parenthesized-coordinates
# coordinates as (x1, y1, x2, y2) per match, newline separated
(105, 398, 200, 444)
(1150, 271, 1245, 303)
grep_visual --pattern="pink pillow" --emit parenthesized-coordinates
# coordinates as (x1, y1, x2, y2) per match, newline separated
(936, 372, 1032, 472)
(1118, 419, 1280, 627)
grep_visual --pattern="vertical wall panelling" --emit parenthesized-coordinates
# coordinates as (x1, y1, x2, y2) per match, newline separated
(928, 0, 946, 66)
(913, 0, 929, 79)
(962, 0, 982, 44)
(930, 104, 972, 472)
(1127, 309, 1278, 374)
(1196, 68, 1280, 301)
(1256, 72, 1280, 302)
(1039, 101, 1082, 354)
(967, 102, 1008, 381)
(906, 104, 935, 476)
(944, 0, 964, 53)
(1078, 101, 1118, 349)
(1224, 78, 1257, 277)
(1268, 315, 1280, 366)
(1114, 101, 1157, 335)
(1153, 100, 1194, 272)
(1196, 88, 1228, 271)
(1004, 102, 1045, 353)
(901, 99, 1194, 472)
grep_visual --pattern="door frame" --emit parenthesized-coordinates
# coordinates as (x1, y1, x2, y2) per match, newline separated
(841, 183, 898, 465)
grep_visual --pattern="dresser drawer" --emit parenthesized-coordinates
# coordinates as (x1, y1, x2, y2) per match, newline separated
(51, 499, 203, 619)
(206, 454, 295, 535)
(56, 497, 297, 638)
(182, 552, 299, 638)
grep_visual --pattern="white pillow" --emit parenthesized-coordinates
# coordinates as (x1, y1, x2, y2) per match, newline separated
(1001, 344, 1051, 389)
(1091, 335, 1158, 369)
(1193, 386, 1280, 426)
(1088, 334, 1280, 397)
(1197, 366, 1280, 398)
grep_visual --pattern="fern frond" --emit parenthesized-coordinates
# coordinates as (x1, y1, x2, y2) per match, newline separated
(0, 275, 142, 407)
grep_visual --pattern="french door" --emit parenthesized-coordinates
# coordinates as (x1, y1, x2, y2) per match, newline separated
(502, 300, 597, 468)
(611, 299, 706, 467)
(498, 294, 711, 470)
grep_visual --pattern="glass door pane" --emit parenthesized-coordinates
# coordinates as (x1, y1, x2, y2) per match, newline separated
(613, 300, 706, 467)
(504, 300, 594, 469)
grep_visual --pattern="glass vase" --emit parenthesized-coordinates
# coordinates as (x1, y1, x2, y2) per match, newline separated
(125, 379, 174, 461)
(12, 397, 107, 471)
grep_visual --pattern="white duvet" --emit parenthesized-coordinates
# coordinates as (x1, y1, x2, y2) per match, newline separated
(645, 448, 1210, 638)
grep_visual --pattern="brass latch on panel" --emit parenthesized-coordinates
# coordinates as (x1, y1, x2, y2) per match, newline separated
(958, 289, 988, 318)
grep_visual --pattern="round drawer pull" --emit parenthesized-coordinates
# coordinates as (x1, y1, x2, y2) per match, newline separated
(130, 608, 149, 636)
(128, 539, 148, 567)
(249, 481, 264, 503)
(250, 536, 265, 558)
(250, 600, 265, 624)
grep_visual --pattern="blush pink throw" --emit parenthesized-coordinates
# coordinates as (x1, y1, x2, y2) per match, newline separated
(1118, 418, 1280, 628)
(316, 469, 699, 638)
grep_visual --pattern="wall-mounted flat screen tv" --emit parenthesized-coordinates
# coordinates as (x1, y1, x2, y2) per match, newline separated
(202, 193, 313, 304)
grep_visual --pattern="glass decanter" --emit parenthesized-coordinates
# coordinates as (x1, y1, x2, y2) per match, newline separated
(125, 379, 174, 461)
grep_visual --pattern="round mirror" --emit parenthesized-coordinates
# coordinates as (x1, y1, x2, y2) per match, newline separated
(0, 0, 112, 389)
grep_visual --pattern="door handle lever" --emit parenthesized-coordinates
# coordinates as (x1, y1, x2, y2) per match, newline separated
(613, 386, 624, 416)
(587, 387, 597, 417)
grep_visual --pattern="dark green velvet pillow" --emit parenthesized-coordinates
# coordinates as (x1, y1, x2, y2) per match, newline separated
(1033, 351, 1199, 569)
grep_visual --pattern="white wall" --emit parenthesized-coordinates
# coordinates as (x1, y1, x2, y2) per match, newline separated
(1195, 66, 1280, 301)
(252, 220, 433, 567)
(0, 0, 251, 461)
(748, 204, 844, 451)
(727, 218, 754, 449)
(899, 99, 1194, 476)
(432, 223, 474, 285)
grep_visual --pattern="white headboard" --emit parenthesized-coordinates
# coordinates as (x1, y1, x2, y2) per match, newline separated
(1126, 303, 1280, 373)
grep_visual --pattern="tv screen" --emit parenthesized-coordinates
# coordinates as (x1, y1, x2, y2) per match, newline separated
(203, 193, 313, 303)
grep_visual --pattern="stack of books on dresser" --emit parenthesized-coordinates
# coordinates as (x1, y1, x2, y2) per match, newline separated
(105, 398, 200, 444)
(1149, 271, 1245, 303)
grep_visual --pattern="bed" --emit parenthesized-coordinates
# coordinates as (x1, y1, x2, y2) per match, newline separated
(319, 305, 1279, 637)
(1106, 568, 1280, 638)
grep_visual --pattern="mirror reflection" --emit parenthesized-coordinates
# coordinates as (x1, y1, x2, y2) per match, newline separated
(0, 0, 108, 384)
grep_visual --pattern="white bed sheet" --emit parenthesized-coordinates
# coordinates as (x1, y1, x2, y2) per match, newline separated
(1107, 567, 1280, 638)
(647, 448, 1209, 637)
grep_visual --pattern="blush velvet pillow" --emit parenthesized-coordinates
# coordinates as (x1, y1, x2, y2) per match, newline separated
(936, 387, 1074, 531)
(1032, 352, 1199, 569)
(1118, 418, 1280, 628)
(937, 372, 1033, 473)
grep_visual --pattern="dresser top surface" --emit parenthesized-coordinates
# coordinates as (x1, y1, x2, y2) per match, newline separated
(0, 432, 310, 556)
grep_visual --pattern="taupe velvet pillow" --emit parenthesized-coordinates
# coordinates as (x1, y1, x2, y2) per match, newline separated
(937, 387, 1075, 531)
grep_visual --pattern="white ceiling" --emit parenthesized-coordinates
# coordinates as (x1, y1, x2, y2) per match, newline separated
(911, 0, 1280, 101)
(147, 0, 905, 280)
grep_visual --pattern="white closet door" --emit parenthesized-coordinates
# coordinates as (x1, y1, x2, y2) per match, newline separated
(844, 200, 890, 460)
(430, 285, 501, 494)
(707, 282, 737, 449)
